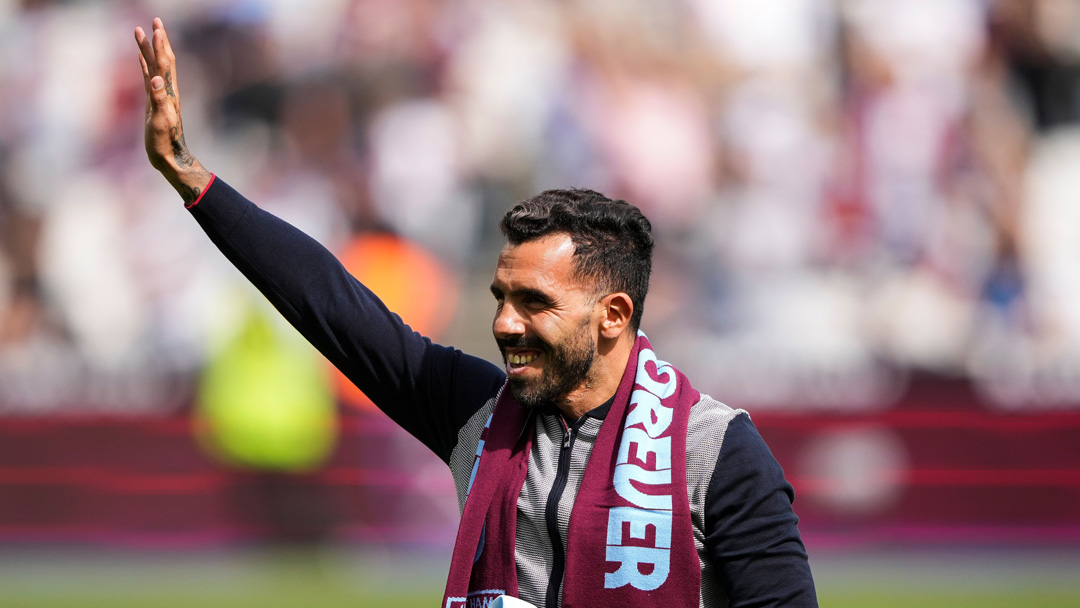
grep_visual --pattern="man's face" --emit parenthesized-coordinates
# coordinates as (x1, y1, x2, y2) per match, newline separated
(490, 233, 601, 409)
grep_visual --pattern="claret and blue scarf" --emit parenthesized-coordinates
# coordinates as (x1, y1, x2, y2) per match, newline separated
(444, 332, 702, 608)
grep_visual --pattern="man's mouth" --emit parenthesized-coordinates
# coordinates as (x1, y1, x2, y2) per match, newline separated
(508, 352, 539, 367)
(498, 337, 546, 373)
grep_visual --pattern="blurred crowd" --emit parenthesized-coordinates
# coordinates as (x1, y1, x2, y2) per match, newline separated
(3, 0, 1080, 415)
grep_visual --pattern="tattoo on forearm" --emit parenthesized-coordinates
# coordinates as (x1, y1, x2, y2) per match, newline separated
(164, 71, 175, 98)
(174, 166, 211, 206)
(169, 125, 195, 169)
(179, 184, 201, 205)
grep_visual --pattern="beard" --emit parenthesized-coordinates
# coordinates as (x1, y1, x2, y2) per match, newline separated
(497, 321, 595, 409)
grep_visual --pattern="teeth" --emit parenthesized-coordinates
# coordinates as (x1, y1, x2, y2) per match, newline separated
(509, 353, 537, 366)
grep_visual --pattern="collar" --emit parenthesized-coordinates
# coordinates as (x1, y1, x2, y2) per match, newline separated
(538, 393, 616, 431)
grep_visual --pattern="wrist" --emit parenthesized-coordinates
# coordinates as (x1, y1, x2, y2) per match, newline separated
(159, 155, 203, 181)
(162, 162, 213, 207)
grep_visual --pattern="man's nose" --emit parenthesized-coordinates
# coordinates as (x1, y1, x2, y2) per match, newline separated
(493, 303, 525, 339)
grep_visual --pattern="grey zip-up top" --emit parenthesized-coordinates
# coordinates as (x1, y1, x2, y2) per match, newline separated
(187, 176, 818, 608)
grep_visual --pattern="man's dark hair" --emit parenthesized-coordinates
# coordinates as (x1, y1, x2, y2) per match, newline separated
(499, 188, 654, 330)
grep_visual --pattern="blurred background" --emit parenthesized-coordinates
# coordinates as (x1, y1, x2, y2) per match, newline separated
(1, 0, 1080, 606)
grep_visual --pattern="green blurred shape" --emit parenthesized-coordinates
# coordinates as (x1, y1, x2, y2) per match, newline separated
(196, 306, 337, 472)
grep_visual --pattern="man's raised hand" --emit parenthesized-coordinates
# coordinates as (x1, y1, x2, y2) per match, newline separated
(135, 18, 211, 206)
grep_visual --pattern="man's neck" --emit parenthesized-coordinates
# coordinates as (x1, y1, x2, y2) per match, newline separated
(555, 333, 635, 421)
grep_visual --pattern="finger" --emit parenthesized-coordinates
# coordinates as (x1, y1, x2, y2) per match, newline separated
(149, 74, 169, 110)
(135, 26, 156, 74)
(138, 52, 152, 113)
(156, 18, 176, 61)
(151, 27, 181, 107)
(138, 50, 150, 85)
(152, 26, 169, 73)
(155, 20, 180, 109)
(135, 27, 152, 113)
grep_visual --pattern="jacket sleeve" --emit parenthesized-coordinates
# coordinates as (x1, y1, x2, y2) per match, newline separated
(187, 175, 506, 463)
(704, 413, 818, 607)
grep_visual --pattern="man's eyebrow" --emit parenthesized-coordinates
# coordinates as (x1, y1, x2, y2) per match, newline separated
(512, 287, 554, 304)
(489, 285, 553, 304)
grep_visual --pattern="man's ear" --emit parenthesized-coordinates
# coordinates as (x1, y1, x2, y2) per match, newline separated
(597, 292, 634, 340)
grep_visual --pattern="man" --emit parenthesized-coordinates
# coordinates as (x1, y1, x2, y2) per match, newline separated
(135, 18, 817, 608)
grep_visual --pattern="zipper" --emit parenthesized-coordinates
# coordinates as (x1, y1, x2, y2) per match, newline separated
(544, 415, 574, 608)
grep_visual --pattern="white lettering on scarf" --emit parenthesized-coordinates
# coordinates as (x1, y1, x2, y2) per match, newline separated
(605, 343, 677, 591)
(446, 589, 506, 608)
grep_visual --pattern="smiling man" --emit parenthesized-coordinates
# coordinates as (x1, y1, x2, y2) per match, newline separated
(136, 18, 817, 608)
(493, 234, 600, 413)
(492, 213, 642, 419)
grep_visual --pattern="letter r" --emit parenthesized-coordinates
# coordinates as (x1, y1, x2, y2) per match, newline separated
(604, 545, 671, 590)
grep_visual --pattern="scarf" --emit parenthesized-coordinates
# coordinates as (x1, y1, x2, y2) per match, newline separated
(443, 332, 701, 608)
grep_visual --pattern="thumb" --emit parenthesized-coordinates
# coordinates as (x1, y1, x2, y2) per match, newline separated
(149, 75, 168, 108)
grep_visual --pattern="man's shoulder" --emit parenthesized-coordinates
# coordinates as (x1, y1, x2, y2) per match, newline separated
(684, 394, 748, 496)
(688, 393, 745, 440)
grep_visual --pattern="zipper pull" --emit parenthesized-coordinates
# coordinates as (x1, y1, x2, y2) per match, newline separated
(560, 416, 572, 450)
